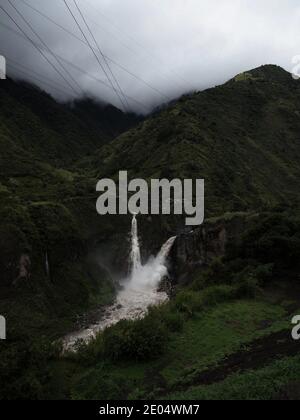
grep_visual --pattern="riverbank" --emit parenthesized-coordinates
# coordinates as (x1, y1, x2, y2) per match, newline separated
(63, 216, 176, 350)
(64, 282, 299, 400)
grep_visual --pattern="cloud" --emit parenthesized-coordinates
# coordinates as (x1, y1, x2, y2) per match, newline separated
(1, 0, 300, 113)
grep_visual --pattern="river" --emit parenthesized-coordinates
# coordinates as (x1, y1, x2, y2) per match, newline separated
(63, 215, 176, 350)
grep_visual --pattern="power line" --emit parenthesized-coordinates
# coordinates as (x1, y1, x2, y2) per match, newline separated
(78, 11, 187, 94)
(81, 0, 194, 90)
(0, 4, 79, 96)
(5, 62, 116, 145)
(5, 54, 78, 96)
(62, 0, 127, 112)
(19, 0, 171, 102)
(0, 20, 150, 112)
(58, 56, 150, 112)
(103, 54, 171, 102)
(73, 0, 130, 111)
(7, 0, 83, 96)
(20, 0, 83, 42)
(7, 61, 77, 98)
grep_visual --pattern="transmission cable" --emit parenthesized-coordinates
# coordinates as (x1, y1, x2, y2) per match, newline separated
(82, 0, 194, 90)
(8, 62, 77, 98)
(7, 0, 83, 95)
(0, 20, 150, 113)
(63, 0, 127, 112)
(19, 0, 171, 102)
(73, 0, 130, 111)
(0, 5, 79, 96)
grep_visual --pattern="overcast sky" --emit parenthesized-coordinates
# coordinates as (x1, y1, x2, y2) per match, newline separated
(1, 0, 300, 113)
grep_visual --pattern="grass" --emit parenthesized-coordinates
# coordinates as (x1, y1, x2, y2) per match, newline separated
(161, 300, 287, 383)
(165, 354, 300, 400)
(1, 68, 300, 399)
(70, 296, 293, 400)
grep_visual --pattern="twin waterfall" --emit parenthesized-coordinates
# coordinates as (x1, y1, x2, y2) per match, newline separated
(64, 214, 176, 350)
(129, 214, 176, 292)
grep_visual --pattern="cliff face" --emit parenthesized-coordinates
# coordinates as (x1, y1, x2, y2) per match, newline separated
(170, 213, 253, 284)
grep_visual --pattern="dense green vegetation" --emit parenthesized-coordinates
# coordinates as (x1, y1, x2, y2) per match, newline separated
(0, 78, 141, 327)
(0, 66, 300, 400)
(90, 65, 300, 217)
(58, 207, 299, 400)
(166, 355, 300, 400)
(2, 206, 298, 399)
(0, 78, 140, 399)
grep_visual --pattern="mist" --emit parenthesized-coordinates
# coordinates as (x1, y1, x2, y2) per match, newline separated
(1, 0, 300, 113)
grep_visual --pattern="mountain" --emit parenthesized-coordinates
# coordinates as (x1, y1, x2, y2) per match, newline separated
(0, 77, 141, 169)
(1, 64, 300, 306)
(71, 98, 142, 142)
(0, 65, 300, 400)
(89, 65, 300, 216)
(0, 78, 141, 341)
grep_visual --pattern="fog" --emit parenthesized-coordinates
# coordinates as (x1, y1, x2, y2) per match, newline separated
(1, 0, 300, 113)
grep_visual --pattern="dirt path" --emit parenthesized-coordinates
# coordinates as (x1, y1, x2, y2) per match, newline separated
(167, 329, 299, 393)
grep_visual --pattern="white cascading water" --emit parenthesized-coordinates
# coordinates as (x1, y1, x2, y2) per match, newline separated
(129, 213, 142, 275)
(64, 214, 176, 350)
(45, 251, 50, 277)
(129, 234, 176, 292)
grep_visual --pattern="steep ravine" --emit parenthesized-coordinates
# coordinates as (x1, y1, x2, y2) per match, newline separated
(63, 215, 177, 350)
(63, 212, 256, 349)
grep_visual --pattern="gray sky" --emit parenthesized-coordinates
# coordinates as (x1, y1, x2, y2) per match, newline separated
(1, 0, 300, 113)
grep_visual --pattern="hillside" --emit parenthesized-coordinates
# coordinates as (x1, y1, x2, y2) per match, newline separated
(0, 66, 300, 400)
(1, 64, 300, 329)
(0, 78, 140, 168)
(89, 65, 300, 217)
(0, 78, 141, 342)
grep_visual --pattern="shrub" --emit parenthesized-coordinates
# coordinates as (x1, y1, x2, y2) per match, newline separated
(174, 291, 203, 316)
(102, 316, 168, 361)
(232, 264, 272, 298)
(236, 277, 261, 299)
(190, 258, 228, 291)
(227, 212, 300, 268)
(101, 320, 129, 361)
(162, 310, 184, 332)
(0, 335, 61, 400)
(72, 369, 132, 400)
(201, 285, 237, 305)
(174, 285, 238, 316)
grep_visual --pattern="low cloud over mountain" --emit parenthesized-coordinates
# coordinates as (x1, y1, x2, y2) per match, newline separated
(1, 0, 300, 112)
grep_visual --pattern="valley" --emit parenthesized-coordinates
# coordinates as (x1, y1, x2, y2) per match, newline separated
(0, 65, 300, 400)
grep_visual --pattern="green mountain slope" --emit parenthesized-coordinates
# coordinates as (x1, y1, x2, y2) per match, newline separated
(0, 66, 300, 400)
(1, 65, 300, 314)
(90, 65, 300, 216)
(0, 77, 140, 168)
(0, 78, 141, 337)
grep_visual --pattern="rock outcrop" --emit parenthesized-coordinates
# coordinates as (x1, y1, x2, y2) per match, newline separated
(13, 254, 31, 287)
(170, 213, 254, 284)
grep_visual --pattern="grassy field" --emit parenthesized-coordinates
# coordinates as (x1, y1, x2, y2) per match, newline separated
(165, 355, 300, 400)
(66, 283, 299, 400)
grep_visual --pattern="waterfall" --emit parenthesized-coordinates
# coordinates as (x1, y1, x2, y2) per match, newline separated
(63, 216, 177, 350)
(129, 213, 142, 275)
(128, 214, 176, 291)
(45, 251, 50, 277)
(156, 236, 177, 264)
